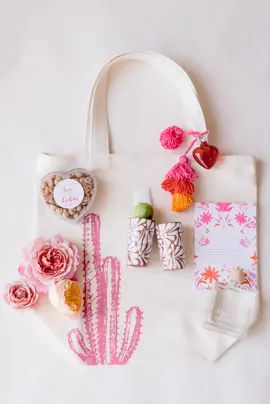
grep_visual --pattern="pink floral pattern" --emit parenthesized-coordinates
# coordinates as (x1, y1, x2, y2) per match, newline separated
(199, 236, 210, 247)
(215, 202, 233, 212)
(235, 212, 248, 225)
(194, 202, 257, 291)
(200, 211, 213, 224)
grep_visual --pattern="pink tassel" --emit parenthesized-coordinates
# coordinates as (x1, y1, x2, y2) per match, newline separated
(160, 130, 207, 212)
(161, 156, 198, 212)
(165, 156, 198, 181)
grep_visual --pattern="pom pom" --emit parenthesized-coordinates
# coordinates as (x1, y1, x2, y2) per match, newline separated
(160, 126, 185, 150)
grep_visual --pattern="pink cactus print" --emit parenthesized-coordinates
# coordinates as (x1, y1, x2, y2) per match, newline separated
(67, 214, 143, 365)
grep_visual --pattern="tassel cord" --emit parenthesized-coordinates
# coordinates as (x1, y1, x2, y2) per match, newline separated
(183, 130, 208, 157)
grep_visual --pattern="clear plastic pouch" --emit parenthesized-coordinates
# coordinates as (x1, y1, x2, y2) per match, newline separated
(203, 281, 254, 339)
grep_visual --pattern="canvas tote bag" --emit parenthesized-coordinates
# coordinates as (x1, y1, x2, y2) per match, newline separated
(34, 52, 258, 364)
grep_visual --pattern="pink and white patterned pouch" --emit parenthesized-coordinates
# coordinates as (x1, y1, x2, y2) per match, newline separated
(194, 202, 257, 291)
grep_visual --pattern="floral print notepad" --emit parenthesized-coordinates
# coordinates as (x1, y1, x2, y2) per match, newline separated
(194, 202, 257, 291)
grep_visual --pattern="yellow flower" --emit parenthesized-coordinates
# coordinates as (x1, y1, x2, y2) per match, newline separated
(49, 279, 82, 317)
(63, 280, 82, 313)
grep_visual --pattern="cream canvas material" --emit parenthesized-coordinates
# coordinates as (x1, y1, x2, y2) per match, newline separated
(34, 52, 258, 364)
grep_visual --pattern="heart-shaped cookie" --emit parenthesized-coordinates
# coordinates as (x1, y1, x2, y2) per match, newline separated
(192, 141, 219, 169)
(41, 169, 97, 222)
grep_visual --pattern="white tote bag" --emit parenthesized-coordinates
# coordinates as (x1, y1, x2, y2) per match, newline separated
(34, 52, 258, 364)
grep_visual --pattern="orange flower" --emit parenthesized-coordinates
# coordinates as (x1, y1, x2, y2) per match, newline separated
(200, 266, 220, 284)
(250, 252, 257, 264)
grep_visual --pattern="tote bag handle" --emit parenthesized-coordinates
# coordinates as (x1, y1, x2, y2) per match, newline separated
(85, 51, 206, 155)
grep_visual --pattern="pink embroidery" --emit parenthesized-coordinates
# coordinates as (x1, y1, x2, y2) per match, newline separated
(214, 214, 233, 228)
(216, 202, 232, 212)
(200, 211, 212, 224)
(67, 214, 143, 365)
(199, 236, 210, 247)
(235, 212, 248, 225)
(240, 237, 251, 247)
(198, 202, 210, 210)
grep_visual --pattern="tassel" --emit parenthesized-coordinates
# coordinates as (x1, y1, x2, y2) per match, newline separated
(161, 178, 194, 194)
(172, 193, 193, 212)
(161, 156, 197, 212)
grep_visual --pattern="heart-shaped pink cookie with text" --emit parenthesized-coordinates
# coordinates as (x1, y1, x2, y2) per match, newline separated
(41, 169, 97, 222)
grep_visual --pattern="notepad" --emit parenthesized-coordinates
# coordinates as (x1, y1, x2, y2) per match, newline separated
(194, 202, 257, 291)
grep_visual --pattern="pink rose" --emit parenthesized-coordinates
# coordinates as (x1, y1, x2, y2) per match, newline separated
(18, 235, 80, 294)
(5, 281, 38, 309)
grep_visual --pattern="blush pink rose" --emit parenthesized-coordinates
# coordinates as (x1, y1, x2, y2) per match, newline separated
(5, 281, 38, 309)
(18, 235, 80, 294)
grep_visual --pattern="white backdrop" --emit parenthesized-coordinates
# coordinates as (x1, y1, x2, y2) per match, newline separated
(1, 1, 270, 404)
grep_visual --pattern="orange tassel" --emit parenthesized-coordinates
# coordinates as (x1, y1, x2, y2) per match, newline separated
(161, 178, 194, 194)
(161, 156, 197, 212)
(174, 180, 194, 194)
(171, 193, 193, 212)
(161, 178, 177, 192)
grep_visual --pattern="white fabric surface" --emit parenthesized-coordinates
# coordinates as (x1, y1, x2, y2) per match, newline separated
(1, 1, 270, 404)
(34, 53, 258, 365)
